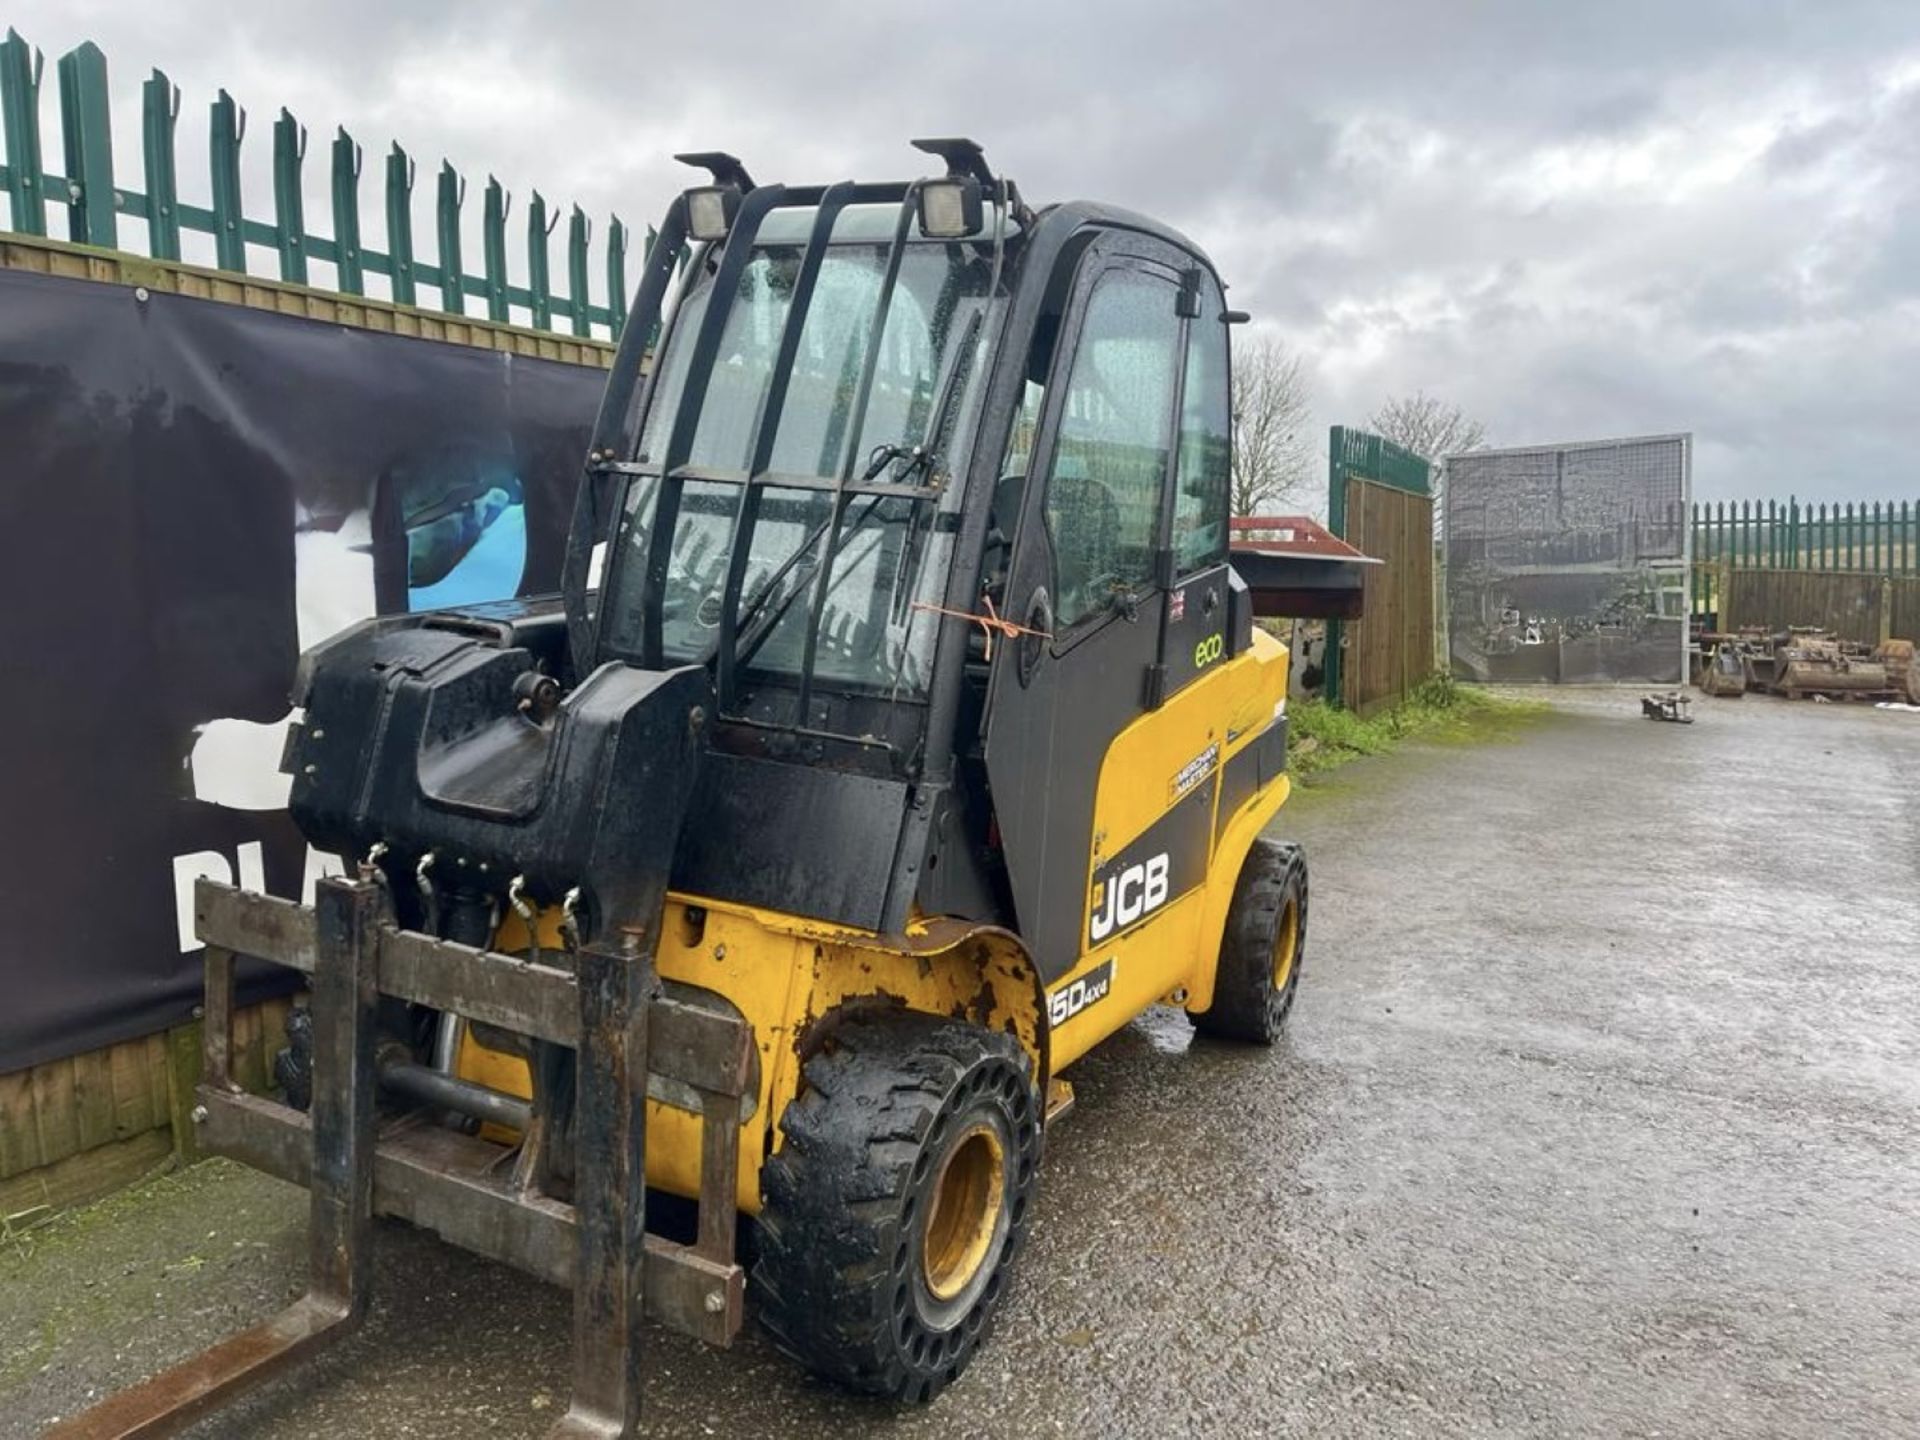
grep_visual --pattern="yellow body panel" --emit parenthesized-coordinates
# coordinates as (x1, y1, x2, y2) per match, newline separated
(456, 629, 1290, 1211)
(1045, 627, 1292, 1068)
(463, 901, 1043, 1217)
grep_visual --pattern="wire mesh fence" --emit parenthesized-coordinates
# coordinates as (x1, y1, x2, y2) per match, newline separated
(1444, 434, 1691, 684)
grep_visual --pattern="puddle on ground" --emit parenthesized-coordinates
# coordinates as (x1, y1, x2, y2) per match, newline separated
(1131, 1004, 1196, 1055)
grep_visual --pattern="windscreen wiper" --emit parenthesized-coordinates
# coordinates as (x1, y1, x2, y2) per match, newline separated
(861, 442, 931, 483)
(731, 494, 888, 670)
(730, 307, 984, 682)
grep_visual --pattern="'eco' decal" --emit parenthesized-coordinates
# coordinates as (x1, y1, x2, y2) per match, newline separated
(1192, 632, 1225, 668)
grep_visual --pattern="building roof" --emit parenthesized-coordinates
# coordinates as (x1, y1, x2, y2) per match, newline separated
(1229, 515, 1379, 564)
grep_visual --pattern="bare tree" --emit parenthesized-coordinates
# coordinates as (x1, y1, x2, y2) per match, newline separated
(1365, 390, 1488, 465)
(1231, 336, 1315, 516)
(1366, 390, 1489, 547)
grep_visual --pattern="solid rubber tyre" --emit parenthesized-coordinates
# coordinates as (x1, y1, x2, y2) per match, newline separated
(1190, 838, 1309, 1044)
(752, 1010, 1042, 1401)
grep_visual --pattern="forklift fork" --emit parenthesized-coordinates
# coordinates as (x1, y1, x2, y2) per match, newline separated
(52, 873, 752, 1440)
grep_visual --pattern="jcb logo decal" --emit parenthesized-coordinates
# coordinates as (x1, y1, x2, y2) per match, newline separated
(1192, 633, 1225, 668)
(1089, 853, 1170, 944)
(1048, 959, 1116, 1028)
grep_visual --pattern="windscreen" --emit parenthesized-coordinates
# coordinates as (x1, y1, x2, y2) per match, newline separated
(599, 207, 1005, 701)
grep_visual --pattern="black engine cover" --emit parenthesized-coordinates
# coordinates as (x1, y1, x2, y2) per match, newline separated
(285, 600, 708, 942)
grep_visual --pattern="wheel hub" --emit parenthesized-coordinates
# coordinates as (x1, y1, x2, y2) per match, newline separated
(1272, 896, 1300, 990)
(921, 1122, 1006, 1302)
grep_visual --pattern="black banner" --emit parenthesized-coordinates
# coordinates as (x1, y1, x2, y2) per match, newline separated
(0, 266, 604, 1071)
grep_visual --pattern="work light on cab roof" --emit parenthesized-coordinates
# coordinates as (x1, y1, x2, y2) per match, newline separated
(676, 138, 1007, 243)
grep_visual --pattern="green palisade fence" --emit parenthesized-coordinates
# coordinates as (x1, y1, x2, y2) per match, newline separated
(1689, 497, 1919, 625)
(0, 26, 634, 339)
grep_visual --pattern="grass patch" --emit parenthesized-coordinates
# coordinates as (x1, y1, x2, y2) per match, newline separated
(1288, 675, 1546, 776)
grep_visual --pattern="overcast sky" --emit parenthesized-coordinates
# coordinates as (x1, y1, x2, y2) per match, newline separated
(16, 1, 1920, 503)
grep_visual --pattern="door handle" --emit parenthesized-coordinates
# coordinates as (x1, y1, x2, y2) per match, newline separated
(1018, 588, 1052, 688)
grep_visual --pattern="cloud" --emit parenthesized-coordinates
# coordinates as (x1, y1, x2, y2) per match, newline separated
(12, 0, 1920, 501)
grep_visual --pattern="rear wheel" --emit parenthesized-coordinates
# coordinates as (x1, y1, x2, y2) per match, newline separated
(752, 1011, 1042, 1401)
(1191, 839, 1309, 1044)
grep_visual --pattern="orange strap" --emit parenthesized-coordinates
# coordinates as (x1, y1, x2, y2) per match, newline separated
(911, 596, 1052, 660)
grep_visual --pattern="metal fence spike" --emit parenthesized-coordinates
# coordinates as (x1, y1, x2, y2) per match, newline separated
(57, 41, 116, 247)
(141, 66, 180, 257)
(331, 125, 363, 294)
(209, 88, 246, 272)
(436, 160, 466, 315)
(272, 106, 308, 283)
(1, 28, 47, 236)
(482, 174, 509, 322)
(385, 142, 417, 305)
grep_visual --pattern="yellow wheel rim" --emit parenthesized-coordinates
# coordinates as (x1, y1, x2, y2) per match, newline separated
(1272, 897, 1300, 991)
(922, 1122, 1006, 1302)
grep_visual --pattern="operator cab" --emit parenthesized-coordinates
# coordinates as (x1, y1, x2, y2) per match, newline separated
(287, 141, 1248, 974)
(566, 141, 1249, 970)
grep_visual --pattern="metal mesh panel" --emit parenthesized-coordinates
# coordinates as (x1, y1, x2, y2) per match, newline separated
(1444, 434, 1691, 684)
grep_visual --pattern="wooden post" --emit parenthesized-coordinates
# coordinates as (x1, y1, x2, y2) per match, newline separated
(163, 1018, 204, 1164)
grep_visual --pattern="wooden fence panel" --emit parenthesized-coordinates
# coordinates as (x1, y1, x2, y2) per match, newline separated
(108, 1036, 158, 1139)
(1892, 580, 1920, 643)
(30, 1058, 82, 1168)
(1343, 477, 1436, 715)
(0, 998, 295, 1214)
(0, 1068, 38, 1175)
(72, 1047, 116, 1152)
(1722, 569, 1888, 645)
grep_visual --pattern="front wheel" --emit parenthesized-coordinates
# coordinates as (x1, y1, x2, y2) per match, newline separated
(1190, 838, 1309, 1044)
(752, 1011, 1042, 1401)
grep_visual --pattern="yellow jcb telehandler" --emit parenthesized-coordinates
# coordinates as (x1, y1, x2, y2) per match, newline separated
(63, 138, 1306, 1439)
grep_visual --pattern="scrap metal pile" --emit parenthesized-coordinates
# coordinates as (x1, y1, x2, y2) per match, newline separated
(1695, 629, 1918, 703)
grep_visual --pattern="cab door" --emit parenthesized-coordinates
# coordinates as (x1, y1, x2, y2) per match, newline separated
(983, 230, 1194, 982)
(1155, 267, 1236, 707)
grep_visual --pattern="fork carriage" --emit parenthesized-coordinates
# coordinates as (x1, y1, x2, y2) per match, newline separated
(52, 875, 751, 1440)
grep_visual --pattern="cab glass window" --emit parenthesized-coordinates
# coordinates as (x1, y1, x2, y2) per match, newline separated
(1043, 269, 1179, 628)
(1173, 294, 1230, 574)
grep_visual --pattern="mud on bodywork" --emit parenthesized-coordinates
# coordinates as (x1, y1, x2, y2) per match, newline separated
(795, 922, 1048, 1083)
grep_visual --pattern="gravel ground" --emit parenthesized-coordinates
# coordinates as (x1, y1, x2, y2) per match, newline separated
(5, 688, 1917, 1438)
